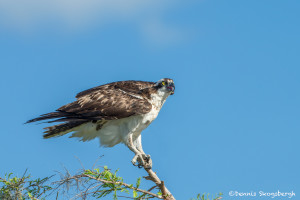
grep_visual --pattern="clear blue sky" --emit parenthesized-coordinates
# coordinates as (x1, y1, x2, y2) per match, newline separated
(1, 0, 299, 199)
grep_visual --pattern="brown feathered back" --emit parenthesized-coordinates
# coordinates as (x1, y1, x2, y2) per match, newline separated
(26, 80, 157, 138)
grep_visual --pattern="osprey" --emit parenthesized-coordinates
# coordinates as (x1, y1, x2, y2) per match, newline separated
(27, 78, 175, 169)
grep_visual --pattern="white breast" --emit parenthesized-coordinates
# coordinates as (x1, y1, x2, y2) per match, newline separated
(132, 91, 170, 135)
(133, 106, 160, 135)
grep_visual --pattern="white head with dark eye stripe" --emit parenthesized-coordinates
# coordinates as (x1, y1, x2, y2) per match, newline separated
(155, 78, 175, 95)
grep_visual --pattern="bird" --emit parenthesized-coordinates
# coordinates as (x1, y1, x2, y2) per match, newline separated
(26, 78, 175, 169)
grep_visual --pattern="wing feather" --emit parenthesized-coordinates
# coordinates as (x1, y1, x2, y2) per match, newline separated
(57, 81, 154, 120)
(76, 81, 154, 98)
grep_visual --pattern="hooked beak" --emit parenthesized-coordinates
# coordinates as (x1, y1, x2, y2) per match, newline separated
(167, 83, 175, 95)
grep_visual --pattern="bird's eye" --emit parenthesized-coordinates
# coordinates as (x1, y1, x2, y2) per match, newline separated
(161, 81, 166, 86)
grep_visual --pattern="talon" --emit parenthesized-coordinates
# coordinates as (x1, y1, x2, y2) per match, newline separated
(131, 154, 138, 165)
(143, 154, 151, 163)
(142, 154, 152, 169)
(138, 164, 143, 168)
(137, 155, 145, 166)
(131, 153, 145, 168)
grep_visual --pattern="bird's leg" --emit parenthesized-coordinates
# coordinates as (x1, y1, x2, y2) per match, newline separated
(127, 134, 145, 168)
(134, 135, 152, 169)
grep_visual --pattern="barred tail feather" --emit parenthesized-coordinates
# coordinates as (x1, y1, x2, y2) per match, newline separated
(25, 112, 73, 124)
(43, 121, 87, 139)
(26, 111, 89, 139)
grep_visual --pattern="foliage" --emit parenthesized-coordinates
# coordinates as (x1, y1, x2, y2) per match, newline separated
(0, 167, 223, 200)
(56, 166, 162, 199)
(191, 193, 223, 200)
(0, 170, 53, 200)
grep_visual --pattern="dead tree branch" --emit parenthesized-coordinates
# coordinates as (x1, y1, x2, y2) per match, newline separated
(144, 168, 175, 200)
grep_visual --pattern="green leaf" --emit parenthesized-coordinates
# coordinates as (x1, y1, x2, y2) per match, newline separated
(113, 190, 118, 200)
(121, 188, 129, 194)
(28, 192, 32, 198)
(201, 194, 205, 200)
(136, 177, 141, 188)
(133, 190, 138, 198)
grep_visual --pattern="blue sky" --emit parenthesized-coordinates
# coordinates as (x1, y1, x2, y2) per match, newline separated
(1, 0, 299, 199)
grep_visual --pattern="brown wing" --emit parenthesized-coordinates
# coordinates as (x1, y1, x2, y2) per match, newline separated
(76, 80, 155, 98)
(57, 81, 154, 120)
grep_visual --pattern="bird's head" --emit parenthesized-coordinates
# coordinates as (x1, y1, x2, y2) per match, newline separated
(155, 78, 175, 95)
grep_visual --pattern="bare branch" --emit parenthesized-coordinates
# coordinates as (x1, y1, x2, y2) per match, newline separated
(144, 168, 175, 200)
